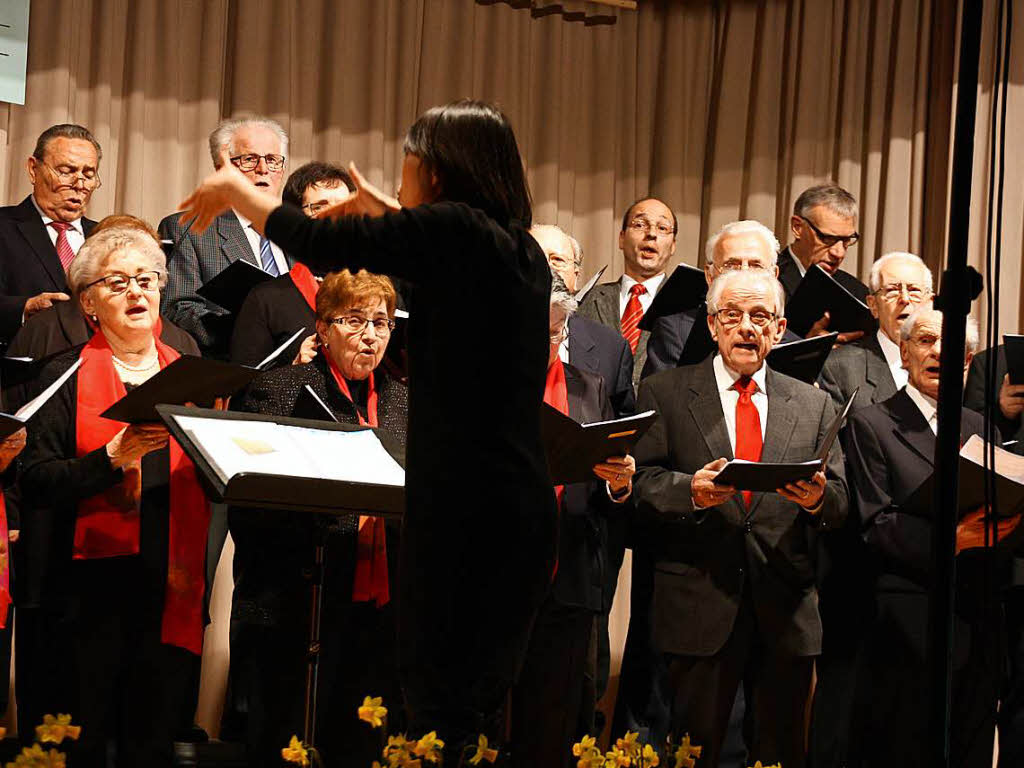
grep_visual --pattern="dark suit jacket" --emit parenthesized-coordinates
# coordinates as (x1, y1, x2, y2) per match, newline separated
(965, 345, 1022, 452)
(0, 196, 96, 342)
(777, 246, 870, 304)
(632, 357, 848, 657)
(159, 211, 293, 358)
(568, 314, 635, 417)
(818, 333, 898, 416)
(229, 274, 315, 368)
(578, 278, 656, 392)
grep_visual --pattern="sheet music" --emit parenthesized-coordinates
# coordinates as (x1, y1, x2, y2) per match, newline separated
(960, 434, 1024, 482)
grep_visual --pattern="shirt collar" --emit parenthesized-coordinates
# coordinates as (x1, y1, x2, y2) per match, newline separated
(788, 249, 807, 278)
(876, 328, 903, 369)
(234, 209, 254, 231)
(31, 194, 84, 235)
(713, 353, 768, 395)
(621, 272, 665, 299)
(905, 382, 938, 425)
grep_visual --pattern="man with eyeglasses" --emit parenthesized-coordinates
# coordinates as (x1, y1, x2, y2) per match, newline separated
(630, 268, 847, 768)
(809, 250, 934, 768)
(578, 197, 677, 390)
(0, 124, 101, 344)
(159, 117, 292, 358)
(780, 183, 870, 343)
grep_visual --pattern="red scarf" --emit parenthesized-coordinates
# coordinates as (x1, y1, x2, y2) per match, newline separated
(325, 355, 389, 608)
(75, 332, 211, 654)
(289, 263, 319, 311)
(0, 492, 10, 628)
(544, 358, 570, 580)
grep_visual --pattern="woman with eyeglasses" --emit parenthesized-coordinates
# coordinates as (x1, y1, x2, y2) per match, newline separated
(181, 99, 556, 757)
(19, 227, 218, 767)
(228, 268, 408, 768)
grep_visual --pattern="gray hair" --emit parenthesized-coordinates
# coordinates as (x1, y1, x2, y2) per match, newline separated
(208, 117, 289, 168)
(550, 271, 578, 317)
(869, 251, 933, 293)
(33, 123, 102, 162)
(706, 269, 786, 318)
(68, 228, 167, 300)
(567, 233, 584, 269)
(899, 302, 979, 354)
(704, 220, 780, 267)
(793, 183, 858, 221)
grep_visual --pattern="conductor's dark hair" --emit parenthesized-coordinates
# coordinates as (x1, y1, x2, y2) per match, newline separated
(33, 124, 102, 162)
(620, 197, 678, 235)
(283, 162, 354, 207)
(403, 100, 533, 228)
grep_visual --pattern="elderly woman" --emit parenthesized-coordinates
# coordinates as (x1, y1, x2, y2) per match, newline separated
(19, 228, 212, 767)
(228, 268, 408, 768)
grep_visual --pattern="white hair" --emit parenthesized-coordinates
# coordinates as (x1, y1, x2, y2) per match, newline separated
(706, 269, 786, 318)
(68, 228, 167, 299)
(899, 303, 980, 354)
(208, 117, 289, 168)
(704, 220, 780, 267)
(869, 251, 933, 293)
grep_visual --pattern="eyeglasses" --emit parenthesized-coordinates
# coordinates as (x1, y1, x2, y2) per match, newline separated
(230, 153, 286, 172)
(875, 282, 931, 302)
(626, 217, 675, 237)
(549, 323, 569, 344)
(713, 307, 778, 329)
(41, 162, 102, 190)
(328, 315, 396, 335)
(800, 216, 859, 249)
(86, 271, 162, 294)
(301, 200, 333, 216)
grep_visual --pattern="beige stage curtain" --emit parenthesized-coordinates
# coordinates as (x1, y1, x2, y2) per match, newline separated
(3, 0, 1016, 741)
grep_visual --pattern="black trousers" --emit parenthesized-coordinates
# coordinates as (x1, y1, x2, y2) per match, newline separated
(510, 596, 593, 768)
(661, 591, 814, 768)
(999, 587, 1024, 767)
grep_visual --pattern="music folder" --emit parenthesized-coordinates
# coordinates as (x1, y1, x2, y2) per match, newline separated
(197, 259, 274, 315)
(0, 358, 81, 440)
(574, 266, 607, 306)
(766, 333, 838, 384)
(713, 388, 858, 492)
(1004, 334, 1024, 385)
(639, 263, 707, 332)
(541, 406, 656, 486)
(291, 385, 338, 422)
(785, 265, 877, 338)
(157, 404, 405, 518)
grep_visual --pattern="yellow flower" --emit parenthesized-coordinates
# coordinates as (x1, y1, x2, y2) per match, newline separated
(469, 734, 499, 765)
(673, 734, 703, 768)
(411, 731, 444, 762)
(34, 715, 81, 745)
(359, 695, 389, 728)
(640, 744, 659, 767)
(281, 735, 309, 766)
(604, 746, 632, 767)
(615, 732, 641, 759)
(747, 763, 781, 768)
(5, 744, 66, 768)
(573, 734, 598, 757)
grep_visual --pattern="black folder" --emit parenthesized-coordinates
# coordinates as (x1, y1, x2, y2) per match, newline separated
(766, 333, 838, 384)
(901, 450, 1024, 528)
(0, 358, 81, 439)
(785, 265, 876, 338)
(574, 266, 608, 305)
(541, 406, 657, 485)
(291, 385, 338, 422)
(197, 259, 274, 315)
(1004, 334, 1024, 385)
(713, 388, 857, 492)
(677, 304, 716, 366)
(639, 263, 706, 332)
(157, 404, 405, 518)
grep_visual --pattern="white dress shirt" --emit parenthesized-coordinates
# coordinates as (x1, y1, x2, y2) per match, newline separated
(235, 210, 289, 275)
(876, 329, 909, 389)
(618, 273, 665, 319)
(713, 354, 769, 452)
(31, 195, 86, 255)
(789, 249, 807, 278)
(905, 382, 938, 435)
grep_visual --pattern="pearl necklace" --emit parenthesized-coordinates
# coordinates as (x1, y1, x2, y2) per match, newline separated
(111, 353, 159, 373)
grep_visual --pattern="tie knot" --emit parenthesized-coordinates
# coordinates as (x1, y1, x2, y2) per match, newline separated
(48, 221, 72, 233)
(733, 376, 757, 395)
(629, 283, 647, 298)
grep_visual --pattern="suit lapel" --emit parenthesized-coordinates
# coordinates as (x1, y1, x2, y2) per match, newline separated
(594, 281, 621, 329)
(863, 335, 898, 403)
(747, 368, 799, 516)
(889, 389, 936, 465)
(687, 358, 734, 462)
(218, 212, 259, 267)
(14, 197, 66, 289)
(566, 364, 586, 423)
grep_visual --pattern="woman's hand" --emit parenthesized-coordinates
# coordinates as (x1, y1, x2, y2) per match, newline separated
(593, 454, 636, 494)
(106, 424, 170, 469)
(292, 333, 318, 365)
(0, 428, 27, 473)
(178, 149, 279, 234)
(316, 163, 401, 221)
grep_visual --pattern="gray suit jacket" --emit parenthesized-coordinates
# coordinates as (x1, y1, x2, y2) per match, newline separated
(577, 278, 651, 392)
(818, 334, 899, 415)
(632, 357, 849, 657)
(159, 211, 292, 357)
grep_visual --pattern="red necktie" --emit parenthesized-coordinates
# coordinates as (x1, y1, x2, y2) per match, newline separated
(733, 376, 763, 507)
(49, 221, 76, 270)
(621, 283, 647, 354)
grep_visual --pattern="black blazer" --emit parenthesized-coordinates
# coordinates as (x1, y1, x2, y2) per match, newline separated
(568, 314, 635, 417)
(965, 345, 1022, 452)
(632, 357, 849, 657)
(229, 274, 315, 368)
(777, 246, 869, 304)
(0, 196, 96, 342)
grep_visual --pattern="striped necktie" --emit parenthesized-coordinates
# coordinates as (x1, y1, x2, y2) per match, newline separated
(257, 234, 279, 276)
(620, 282, 647, 354)
(48, 221, 76, 270)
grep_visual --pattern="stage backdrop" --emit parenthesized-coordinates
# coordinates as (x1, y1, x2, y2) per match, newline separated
(0, 0, 1020, 740)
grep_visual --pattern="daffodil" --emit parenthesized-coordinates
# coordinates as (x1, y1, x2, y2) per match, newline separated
(34, 714, 81, 745)
(639, 744, 659, 767)
(673, 734, 703, 768)
(468, 734, 500, 765)
(604, 746, 632, 767)
(281, 735, 309, 766)
(410, 731, 444, 763)
(6, 743, 66, 768)
(573, 734, 598, 757)
(615, 731, 641, 760)
(359, 695, 389, 728)
(747, 763, 781, 768)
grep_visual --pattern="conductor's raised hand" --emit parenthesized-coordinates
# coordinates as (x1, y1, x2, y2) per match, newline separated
(106, 424, 170, 469)
(693, 457, 736, 509)
(178, 149, 278, 234)
(316, 163, 401, 221)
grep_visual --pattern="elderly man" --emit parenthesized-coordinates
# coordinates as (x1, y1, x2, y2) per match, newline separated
(160, 117, 292, 357)
(631, 269, 848, 767)
(845, 305, 1011, 768)
(0, 124, 101, 343)
(578, 197, 676, 388)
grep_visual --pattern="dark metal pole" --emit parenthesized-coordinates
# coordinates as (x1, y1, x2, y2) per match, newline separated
(929, 0, 986, 764)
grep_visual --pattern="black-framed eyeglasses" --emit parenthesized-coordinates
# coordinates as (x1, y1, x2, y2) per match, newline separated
(712, 307, 778, 329)
(874, 282, 931, 303)
(86, 271, 162, 294)
(41, 161, 102, 190)
(230, 153, 286, 172)
(626, 217, 676, 237)
(800, 216, 859, 249)
(301, 200, 333, 216)
(328, 315, 396, 335)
